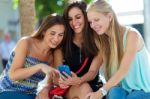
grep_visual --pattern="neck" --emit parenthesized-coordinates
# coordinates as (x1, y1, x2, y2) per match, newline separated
(74, 33, 83, 48)
(36, 39, 51, 54)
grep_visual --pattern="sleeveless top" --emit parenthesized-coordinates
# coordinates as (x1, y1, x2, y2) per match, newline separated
(0, 51, 48, 94)
(120, 27, 150, 92)
(63, 42, 100, 87)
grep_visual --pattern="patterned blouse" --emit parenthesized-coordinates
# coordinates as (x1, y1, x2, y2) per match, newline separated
(0, 52, 48, 94)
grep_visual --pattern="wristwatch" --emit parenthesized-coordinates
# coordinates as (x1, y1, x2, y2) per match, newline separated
(100, 88, 107, 97)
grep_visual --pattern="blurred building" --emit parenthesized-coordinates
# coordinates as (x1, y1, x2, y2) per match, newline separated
(109, 0, 150, 51)
(0, 0, 20, 41)
(0, 0, 20, 73)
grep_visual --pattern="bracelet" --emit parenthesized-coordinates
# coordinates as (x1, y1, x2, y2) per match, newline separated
(100, 88, 107, 97)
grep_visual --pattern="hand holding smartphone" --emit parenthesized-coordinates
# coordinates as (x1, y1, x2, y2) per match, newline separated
(58, 65, 72, 77)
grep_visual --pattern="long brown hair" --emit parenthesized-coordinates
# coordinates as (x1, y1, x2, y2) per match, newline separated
(88, 0, 123, 80)
(31, 14, 66, 49)
(63, 1, 98, 59)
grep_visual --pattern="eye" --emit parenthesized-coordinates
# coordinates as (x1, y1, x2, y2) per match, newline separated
(94, 18, 100, 22)
(59, 33, 64, 37)
(50, 31, 55, 35)
(76, 16, 81, 19)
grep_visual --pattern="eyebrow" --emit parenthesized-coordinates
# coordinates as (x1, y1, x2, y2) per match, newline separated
(51, 30, 64, 34)
(69, 13, 81, 18)
(50, 31, 56, 33)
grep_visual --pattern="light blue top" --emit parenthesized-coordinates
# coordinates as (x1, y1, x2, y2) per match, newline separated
(120, 27, 150, 92)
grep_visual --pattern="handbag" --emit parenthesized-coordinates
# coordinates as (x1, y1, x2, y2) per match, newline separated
(49, 57, 89, 98)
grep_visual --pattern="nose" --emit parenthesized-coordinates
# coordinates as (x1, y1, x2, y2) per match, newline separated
(53, 35, 59, 42)
(90, 21, 96, 29)
(72, 18, 77, 26)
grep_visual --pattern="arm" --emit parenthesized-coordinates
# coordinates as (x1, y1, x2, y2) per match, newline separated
(53, 48, 64, 67)
(9, 37, 52, 81)
(87, 29, 142, 99)
(36, 49, 61, 99)
(62, 52, 103, 86)
(102, 29, 142, 92)
(79, 52, 103, 84)
(37, 48, 63, 90)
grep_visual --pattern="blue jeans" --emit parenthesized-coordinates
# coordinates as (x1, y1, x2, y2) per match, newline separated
(0, 91, 36, 99)
(107, 86, 150, 99)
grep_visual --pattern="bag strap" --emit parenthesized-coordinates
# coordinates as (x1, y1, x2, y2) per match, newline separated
(75, 57, 89, 74)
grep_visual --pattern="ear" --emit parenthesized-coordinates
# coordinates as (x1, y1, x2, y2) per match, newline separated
(107, 13, 113, 22)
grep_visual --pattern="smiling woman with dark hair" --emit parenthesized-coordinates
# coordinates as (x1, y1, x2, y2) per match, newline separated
(53, 1, 103, 99)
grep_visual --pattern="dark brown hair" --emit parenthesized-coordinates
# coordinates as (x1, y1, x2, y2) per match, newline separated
(63, 1, 98, 58)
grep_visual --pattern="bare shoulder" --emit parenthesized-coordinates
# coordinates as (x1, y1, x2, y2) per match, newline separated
(14, 36, 32, 52)
(126, 27, 141, 41)
(126, 27, 143, 51)
(128, 27, 142, 38)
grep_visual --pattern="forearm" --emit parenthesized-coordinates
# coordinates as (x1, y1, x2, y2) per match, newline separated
(80, 70, 97, 84)
(103, 52, 135, 91)
(9, 64, 41, 81)
(102, 68, 128, 92)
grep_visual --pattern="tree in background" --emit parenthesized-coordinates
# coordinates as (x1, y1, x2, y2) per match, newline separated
(19, 0, 35, 36)
(13, 0, 92, 36)
(35, 0, 92, 26)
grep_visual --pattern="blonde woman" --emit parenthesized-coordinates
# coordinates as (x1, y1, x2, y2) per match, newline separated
(86, 0, 150, 99)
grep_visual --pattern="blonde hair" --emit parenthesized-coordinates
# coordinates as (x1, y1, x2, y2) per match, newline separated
(88, 0, 123, 80)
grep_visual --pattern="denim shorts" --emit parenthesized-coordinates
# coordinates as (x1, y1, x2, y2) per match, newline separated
(0, 91, 36, 99)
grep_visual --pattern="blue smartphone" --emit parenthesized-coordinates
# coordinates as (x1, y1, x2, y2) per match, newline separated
(58, 64, 72, 77)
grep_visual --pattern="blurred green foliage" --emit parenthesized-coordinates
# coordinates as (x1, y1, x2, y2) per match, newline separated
(13, 0, 92, 20)
(12, 0, 19, 10)
(35, 0, 92, 20)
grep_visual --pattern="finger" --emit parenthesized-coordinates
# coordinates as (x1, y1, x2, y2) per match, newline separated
(60, 84, 69, 89)
(71, 71, 77, 77)
(59, 78, 68, 86)
(60, 74, 68, 81)
(62, 72, 72, 78)
(54, 69, 60, 75)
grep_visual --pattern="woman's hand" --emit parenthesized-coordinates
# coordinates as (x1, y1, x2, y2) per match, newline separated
(59, 72, 82, 86)
(58, 72, 70, 89)
(40, 64, 58, 75)
(36, 87, 49, 99)
(85, 90, 102, 99)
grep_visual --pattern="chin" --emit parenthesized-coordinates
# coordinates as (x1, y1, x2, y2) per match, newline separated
(52, 46, 57, 48)
(49, 44, 57, 49)
(96, 32, 104, 35)
(74, 28, 82, 34)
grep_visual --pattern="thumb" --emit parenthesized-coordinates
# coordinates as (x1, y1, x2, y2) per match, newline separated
(71, 71, 77, 77)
